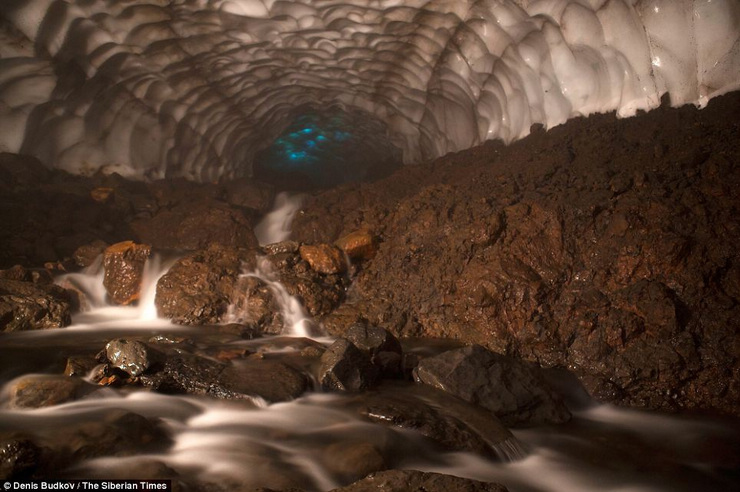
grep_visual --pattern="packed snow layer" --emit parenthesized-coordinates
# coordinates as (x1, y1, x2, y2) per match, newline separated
(0, 0, 738, 181)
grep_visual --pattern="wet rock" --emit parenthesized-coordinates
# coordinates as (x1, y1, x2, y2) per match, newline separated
(292, 93, 740, 416)
(72, 240, 108, 268)
(64, 355, 98, 377)
(414, 345, 571, 427)
(105, 339, 165, 377)
(58, 410, 172, 461)
(322, 441, 386, 484)
(0, 278, 72, 332)
(319, 339, 379, 392)
(299, 244, 347, 275)
(137, 347, 306, 403)
(90, 186, 114, 203)
(155, 245, 257, 325)
(102, 241, 151, 305)
(140, 350, 226, 396)
(9, 375, 91, 408)
(333, 470, 509, 492)
(0, 436, 42, 479)
(219, 359, 308, 402)
(131, 199, 258, 250)
(353, 384, 514, 459)
(345, 322, 403, 378)
(335, 229, 378, 260)
(262, 240, 300, 255)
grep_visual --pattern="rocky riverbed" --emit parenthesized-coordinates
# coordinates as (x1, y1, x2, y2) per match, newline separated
(1, 92, 739, 490)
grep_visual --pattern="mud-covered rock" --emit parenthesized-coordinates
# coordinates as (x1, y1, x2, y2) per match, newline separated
(0, 278, 72, 332)
(333, 470, 509, 492)
(102, 241, 151, 305)
(414, 345, 570, 427)
(345, 323, 403, 378)
(319, 339, 379, 392)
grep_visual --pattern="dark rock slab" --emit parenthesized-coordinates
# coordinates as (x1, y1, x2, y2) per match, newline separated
(414, 345, 571, 427)
(348, 383, 515, 460)
(220, 359, 308, 402)
(332, 470, 509, 492)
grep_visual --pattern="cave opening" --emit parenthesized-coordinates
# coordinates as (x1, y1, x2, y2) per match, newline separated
(252, 106, 402, 191)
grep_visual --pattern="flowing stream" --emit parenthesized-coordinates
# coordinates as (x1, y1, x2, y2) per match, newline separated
(1, 195, 738, 491)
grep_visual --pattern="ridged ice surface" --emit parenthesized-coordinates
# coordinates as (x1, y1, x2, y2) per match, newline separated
(0, 0, 738, 180)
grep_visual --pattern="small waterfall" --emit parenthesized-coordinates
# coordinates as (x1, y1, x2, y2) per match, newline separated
(55, 252, 175, 322)
(244, 257, 315, 338)
(228, 192, 318, 338)
(254, 192, 304, 246)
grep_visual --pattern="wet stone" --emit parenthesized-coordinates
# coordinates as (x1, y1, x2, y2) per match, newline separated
(345, 322, 403, 378)
(9, 375, 90, 409)
(319, 338, 379, 392)
(299, 244, 347, 275)
(64, 355, 98, 377)
(102, 240, 151, 305)
(0, 278, 72, 332)
(0, 436, 42, 480)
(322, 441, 387, 484)
(105, 339, 164, 377)
(414, 345, 571, 427)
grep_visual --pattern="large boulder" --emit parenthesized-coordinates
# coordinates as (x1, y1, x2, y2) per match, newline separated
(0, 278, 72, 332)
(414, 345, 570, 427)
(155, 245, 256, 325)
(102, 241, 151, 305)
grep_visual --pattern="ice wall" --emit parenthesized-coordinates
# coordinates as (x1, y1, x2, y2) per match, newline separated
(0, 0, 738, 181)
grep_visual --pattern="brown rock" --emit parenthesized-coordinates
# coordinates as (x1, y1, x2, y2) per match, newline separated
(90, 187, 114, 203)
(72, 240, 109, 268)
(155, 245, 257, 325)
(9, 375, 90, 408)
(131, 199, 258, 250)
(0, 278, 72, 332)
(102, 241, 151, 305)
(299, 244, 347, 275)
(335, 229, 378, 260)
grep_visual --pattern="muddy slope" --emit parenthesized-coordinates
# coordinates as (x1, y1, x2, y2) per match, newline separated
(293, 93, 740, 415)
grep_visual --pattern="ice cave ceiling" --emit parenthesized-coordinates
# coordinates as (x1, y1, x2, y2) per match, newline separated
(0, 0, 738, 182)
